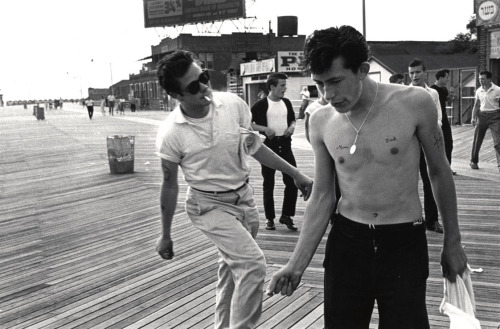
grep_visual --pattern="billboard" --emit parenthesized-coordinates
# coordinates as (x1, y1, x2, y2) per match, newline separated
(277, 51, 304, 73)
(143, 0, 246, 28)
(475, 0, 500, 26)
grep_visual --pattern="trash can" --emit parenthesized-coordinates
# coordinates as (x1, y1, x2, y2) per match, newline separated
(107, 135, 134, 174)
(36, 106, 45, 120)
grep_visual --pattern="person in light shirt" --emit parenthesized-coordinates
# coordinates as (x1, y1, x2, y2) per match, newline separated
(155, 50, 312, 329)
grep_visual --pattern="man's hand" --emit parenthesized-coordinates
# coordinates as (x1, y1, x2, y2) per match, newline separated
(294, 173, 313, 201)
(265, 127, 276, 140)
(266, 265, 303, 297)
(156, 237, 174, 260)
(283, 125, 295, 138)
(441, 241, 467, 282)
(471, 117, 477, 126)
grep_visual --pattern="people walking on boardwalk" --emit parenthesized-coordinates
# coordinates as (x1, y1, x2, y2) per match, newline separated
(470, 70, 500, 172)
(266, 26, 467, 328)
(85, 98, 94, 119)
(100, 96, 106, 116)
(250, 73, 299, 231)
(155, 50, 313, 329)
(298, 86, 310, 119)
(107, 93, 115, 116)
(408, 58, 445, 234)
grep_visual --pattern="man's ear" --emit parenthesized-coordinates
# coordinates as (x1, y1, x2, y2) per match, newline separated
(358, 62, 371, 79)
(169, 92, 182, 101)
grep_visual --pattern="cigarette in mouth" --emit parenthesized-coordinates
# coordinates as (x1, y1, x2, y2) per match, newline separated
(204, 96, 211, 101)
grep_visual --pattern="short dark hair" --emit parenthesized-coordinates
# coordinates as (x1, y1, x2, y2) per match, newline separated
(480, 70, 492, 79)
(408, 58, 426, 71)
(435, 69, 450, 80)
(303, 25, 369, 74)
(389, 73, 404, 83)
(157, 50, 199, 95)
(266, 73, 288, 91)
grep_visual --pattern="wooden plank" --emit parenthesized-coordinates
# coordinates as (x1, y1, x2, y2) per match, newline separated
(0, 105, 499, 329)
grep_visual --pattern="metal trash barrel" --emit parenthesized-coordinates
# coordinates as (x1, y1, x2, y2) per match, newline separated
(107, 135, 134, 174)
(36, 106, 45, 120)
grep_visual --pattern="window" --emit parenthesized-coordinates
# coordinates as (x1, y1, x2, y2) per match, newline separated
(199, 52, 214, 70)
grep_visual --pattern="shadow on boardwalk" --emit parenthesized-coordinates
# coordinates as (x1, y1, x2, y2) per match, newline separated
(1, 104, 499, 328)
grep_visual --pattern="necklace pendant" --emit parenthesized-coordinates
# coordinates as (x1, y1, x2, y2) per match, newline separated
(350, 144, 357, 154)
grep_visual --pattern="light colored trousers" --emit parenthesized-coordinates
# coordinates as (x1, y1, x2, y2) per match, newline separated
(185, 184, 266, 329)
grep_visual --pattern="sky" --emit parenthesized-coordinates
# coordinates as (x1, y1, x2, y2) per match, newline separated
(0, 0, 474, 101)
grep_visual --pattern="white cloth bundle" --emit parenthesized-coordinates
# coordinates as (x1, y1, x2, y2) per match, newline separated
(439, 265, 481, 329)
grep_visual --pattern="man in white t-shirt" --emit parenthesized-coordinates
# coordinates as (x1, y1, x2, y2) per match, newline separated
(251, 73, 299, 231)
(470, 70, 500, 171)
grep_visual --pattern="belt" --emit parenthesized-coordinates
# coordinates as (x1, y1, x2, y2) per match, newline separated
(191, 181, 248, 195)
(332, 213, 424, 231)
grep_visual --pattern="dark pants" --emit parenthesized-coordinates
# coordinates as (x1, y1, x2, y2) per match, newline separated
(442, 120, 453, 164)
(471, 109, 500, 166)
(261, 136, 298, 220)
(324, 213, 429, 329)
(108, 101, 114, 115)
(86, 106, 94, 119)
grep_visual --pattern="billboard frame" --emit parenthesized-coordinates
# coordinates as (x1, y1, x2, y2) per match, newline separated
(143, 0, 246, 28)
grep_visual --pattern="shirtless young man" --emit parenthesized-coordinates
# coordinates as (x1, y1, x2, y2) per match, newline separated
(266, 26, 467, 328)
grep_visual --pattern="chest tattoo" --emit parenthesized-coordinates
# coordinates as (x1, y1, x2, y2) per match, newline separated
(337, 145, 349, 150)
(385, 136, 397, 143)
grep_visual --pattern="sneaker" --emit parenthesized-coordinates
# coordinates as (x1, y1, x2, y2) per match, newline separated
(469, 162, 479, 170)
(426, 221, 443, 234)
(279, 216, 298, 231)
(266, 219, 275, 230)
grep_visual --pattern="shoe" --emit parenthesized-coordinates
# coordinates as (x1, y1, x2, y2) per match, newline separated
(452, 170, 457, 175)
(279, 216, 298, 231)
(469, 162, 479, 169)
(266, 219, 275, 230)
(426, 221, 443, 234)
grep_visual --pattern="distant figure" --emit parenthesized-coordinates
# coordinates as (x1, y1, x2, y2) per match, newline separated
(100, 96, 106, 116)
(470, 70, 500, 172)
(430, 69, 455, 170)
(408, 58, 444, 234)
(389, 73, 405, 84)
(118, 97, 125, 115)
(130, 97, 136, 112)
(107, 94, 115, 115)
(85, 98, 94, 119)
(298, 86, 310, 119)
(59, 97, 63, 109)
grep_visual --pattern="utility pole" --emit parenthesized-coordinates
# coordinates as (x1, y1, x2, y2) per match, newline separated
(362, 0, 366, 38)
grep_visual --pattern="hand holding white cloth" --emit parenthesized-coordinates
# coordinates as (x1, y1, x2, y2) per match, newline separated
(439, 265, 481, 329)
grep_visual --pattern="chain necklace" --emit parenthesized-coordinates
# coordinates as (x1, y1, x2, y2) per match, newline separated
(344, 83, 379, 154)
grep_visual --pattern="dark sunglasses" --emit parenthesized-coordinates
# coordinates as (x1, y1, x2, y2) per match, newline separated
(183, 70, 210, 95)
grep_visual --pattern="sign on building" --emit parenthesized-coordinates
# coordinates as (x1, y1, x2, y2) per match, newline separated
(143, 0, 246, 28)
(277, 51, 304, 73)
(240, 59, 275, 77)
(475, 0, 500, 26)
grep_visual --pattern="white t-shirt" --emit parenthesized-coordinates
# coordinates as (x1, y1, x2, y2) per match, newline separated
(266, 98, 288, 136)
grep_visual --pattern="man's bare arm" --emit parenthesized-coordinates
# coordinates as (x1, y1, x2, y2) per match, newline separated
(416, 94, 467, 281)
(266, 115, 336, 296)
(156, 158, 179, 260)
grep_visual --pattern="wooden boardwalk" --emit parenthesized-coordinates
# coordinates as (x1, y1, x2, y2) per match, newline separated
(1, 104, 499, 328)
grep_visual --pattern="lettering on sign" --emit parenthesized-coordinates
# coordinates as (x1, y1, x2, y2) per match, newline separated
(277, 51, 304, 72)
(479, 1, 497, 20)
